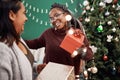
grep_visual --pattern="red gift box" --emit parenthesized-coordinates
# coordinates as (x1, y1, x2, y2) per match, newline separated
(60, 29, 84, 54)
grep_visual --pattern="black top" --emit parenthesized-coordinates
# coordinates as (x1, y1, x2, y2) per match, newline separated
(25, 27, 93, 75)
(21, 41, 34, 66)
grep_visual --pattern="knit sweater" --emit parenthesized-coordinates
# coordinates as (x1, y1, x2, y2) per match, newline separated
(26, 27, 93, 75)
(0, 39, 33, 80)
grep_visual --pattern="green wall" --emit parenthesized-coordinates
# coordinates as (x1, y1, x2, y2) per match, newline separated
(22, 0, 83, 40)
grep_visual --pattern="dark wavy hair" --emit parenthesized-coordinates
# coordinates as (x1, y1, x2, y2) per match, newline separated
(50, 3, 81, 29)
(50, 3, 71, 14)
(0, 0, 22, 46)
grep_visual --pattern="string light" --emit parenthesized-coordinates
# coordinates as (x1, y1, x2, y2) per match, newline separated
(70, 0, 74, 4)
(74, 8, 78, 12)
(22, 0, 81, 26)
(65, 2, 68, 7)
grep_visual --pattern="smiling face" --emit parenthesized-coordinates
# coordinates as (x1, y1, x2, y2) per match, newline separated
(49, 8, 68, 30)
(9, 2, 27, 35)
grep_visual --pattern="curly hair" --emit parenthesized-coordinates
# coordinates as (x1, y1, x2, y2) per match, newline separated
(50, 3, 71, 14)
(50, 3, 82, 29)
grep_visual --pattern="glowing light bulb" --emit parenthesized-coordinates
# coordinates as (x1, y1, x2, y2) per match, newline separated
(71, 50, 78, 57)
(65, 15, 72, 21)
(68, 29, 74, 34)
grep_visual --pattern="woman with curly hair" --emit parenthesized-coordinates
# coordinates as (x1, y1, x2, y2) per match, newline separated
(26, 3, 93, 79)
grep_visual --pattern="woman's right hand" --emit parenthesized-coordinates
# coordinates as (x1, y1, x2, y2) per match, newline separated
(37, 63, 46, 74)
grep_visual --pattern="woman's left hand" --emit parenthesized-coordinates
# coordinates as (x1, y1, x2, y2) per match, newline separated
(74, 29, 83, 37)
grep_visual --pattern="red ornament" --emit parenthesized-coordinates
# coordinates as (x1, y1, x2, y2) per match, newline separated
(118, 18, 120, 25)
(113, 0, 118, 4)
(103, 55, 108, 61)
(117, 66, 120, 73)
(79, 17, 83, 22)
(99, 7, 104, 12)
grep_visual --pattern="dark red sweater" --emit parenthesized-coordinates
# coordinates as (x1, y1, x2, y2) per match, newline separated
(25, 27, 93, 75)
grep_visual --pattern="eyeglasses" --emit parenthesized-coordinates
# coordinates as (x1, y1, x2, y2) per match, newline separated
(49, 13, 64, 22)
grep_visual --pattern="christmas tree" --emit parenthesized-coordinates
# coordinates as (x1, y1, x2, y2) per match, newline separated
(79, 0, 120, 80)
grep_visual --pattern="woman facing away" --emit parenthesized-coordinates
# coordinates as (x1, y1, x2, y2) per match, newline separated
(0, 0, 38, 80)
(25, 3, 93, 79)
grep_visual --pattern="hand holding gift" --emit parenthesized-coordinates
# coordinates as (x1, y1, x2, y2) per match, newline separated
(60, 28, 85, 57)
